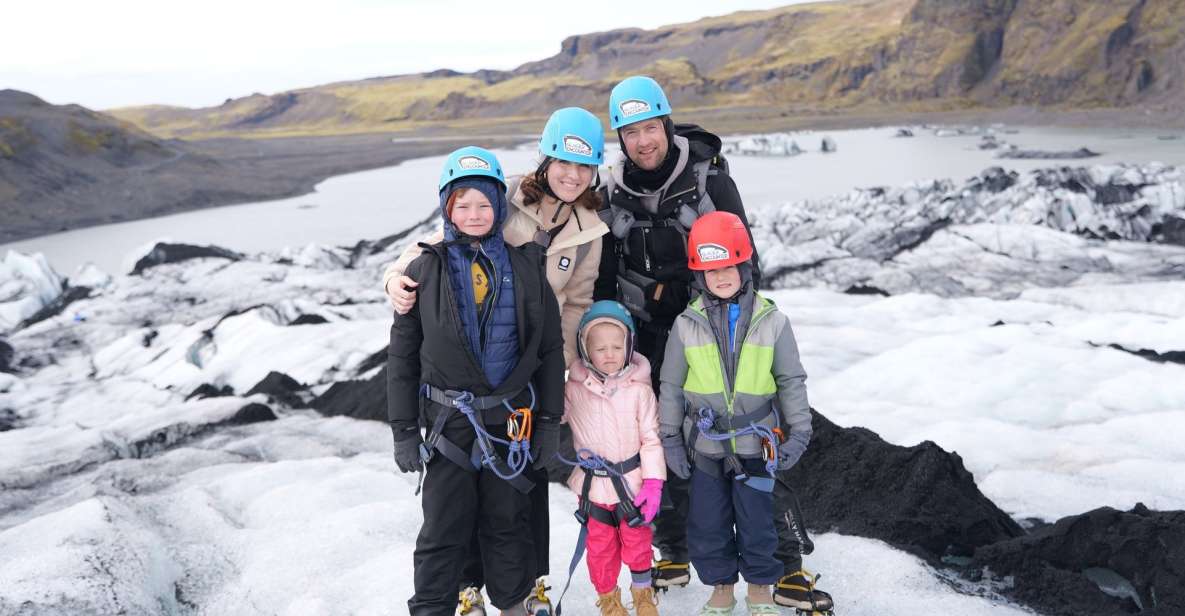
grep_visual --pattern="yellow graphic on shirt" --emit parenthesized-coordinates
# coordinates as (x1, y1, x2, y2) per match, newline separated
(471, 261, 489, 307)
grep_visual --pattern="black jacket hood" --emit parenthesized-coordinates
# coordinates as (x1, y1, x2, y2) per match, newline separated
(674, 122, 723, 164)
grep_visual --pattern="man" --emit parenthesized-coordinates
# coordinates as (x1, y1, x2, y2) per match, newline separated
(593, 76, 833, 613)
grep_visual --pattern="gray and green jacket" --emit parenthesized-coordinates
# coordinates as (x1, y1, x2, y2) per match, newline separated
(658, 288, 811, 459)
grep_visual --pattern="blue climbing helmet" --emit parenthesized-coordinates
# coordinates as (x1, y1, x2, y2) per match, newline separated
(438, 146, 506, 191)
(608, 76, 672, 130)
(539, 107, 604, 166)
(577, 300, 636, 377)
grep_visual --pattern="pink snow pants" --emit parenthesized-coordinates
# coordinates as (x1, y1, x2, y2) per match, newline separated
(586, 501, 654, 594)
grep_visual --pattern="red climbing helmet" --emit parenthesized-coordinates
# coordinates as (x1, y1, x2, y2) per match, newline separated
(687, 211, 753, 271)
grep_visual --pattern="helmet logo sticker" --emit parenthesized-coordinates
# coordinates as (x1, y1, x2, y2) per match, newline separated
(458, 155, 491, 170)
(619, 99, 651, 118)
(562, 135, 592, 157)
(697, 243, 729, 263)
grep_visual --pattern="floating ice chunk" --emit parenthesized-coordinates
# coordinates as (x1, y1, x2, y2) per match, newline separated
(71, 263, 112, 289)
(0, 251, 65, 332)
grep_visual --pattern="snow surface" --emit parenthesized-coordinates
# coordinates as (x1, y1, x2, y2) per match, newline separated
(0, 415, 1033, 616)
(3, 160, 1184, 614)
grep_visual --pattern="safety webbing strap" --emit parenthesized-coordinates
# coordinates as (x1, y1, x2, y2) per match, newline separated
(557, 452, 644, 615)
(422, 383, 521, 412)
(692, 453, 776, 493)
(418, 385, 536, 494)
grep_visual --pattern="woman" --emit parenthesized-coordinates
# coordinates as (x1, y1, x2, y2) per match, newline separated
(384, 109, 609, 615)
(388, 146, 565, 616)
(385, 107, 608, 366)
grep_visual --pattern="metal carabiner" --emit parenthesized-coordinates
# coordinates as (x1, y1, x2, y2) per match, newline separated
(506, 407, 533, 442)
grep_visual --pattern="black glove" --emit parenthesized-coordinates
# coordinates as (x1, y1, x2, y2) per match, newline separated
(661, 434, 691, 480)
(392, 428, 424, 474)
(531, 420, 561, 470)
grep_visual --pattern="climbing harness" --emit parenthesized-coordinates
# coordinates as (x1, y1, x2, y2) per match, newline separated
(415, 382, 537, 495)
(689, 406, 782, 493)
(552, 448, 644, 615)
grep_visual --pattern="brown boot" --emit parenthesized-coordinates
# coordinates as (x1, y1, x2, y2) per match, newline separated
(596, 588, 629, 616)
(631, 585, 660, 616)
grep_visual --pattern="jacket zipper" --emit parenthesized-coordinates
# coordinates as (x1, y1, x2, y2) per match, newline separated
(692, 300, 775, 414)
(642, 227, 652, 272)
(720, 302, 774, 453)
(661, 186, 695, 205)
(435, 246, 489, 385)
(477, 247, 498, 352)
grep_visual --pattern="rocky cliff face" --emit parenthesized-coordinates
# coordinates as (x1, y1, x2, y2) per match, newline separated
(0, 89, 208, 241)
(110, 0, 1185, 138)
(0, 91, 473, 243)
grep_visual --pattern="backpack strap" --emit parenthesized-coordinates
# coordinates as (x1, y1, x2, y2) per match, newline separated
(691, 159, 719, 219)
(575, 239, 592, 266)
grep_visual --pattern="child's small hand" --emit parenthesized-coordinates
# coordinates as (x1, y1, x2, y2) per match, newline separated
(633, 478, 664, 523)
(387, 276, 418, 314)
(661, 435, 691, 479)
(776, 432, 810, 471)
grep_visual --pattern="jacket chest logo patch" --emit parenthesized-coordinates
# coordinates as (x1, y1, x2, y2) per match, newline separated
(619, 99, 651, 118)
(563, 135, 592, 156)
(697, 243, 729, 263)
(557, 256, 572, 271)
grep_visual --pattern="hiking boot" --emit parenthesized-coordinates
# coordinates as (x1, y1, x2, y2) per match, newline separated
(651, 560, 691, 589)
(699, 584, 736, 615)
(596, 588, 629, 616)
(457, 585, 486, 616)
(524, 577, 552, 616)
(774, 570, 834, 613)
(630, 586, 659, 616)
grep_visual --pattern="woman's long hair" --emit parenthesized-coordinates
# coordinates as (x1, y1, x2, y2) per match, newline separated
(518, 157, 601, 211)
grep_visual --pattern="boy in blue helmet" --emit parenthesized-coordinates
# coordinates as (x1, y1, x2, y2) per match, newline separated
(592, 76, 833, 613)
(388, 146, 565, 616)
(384, 111, 611, 616)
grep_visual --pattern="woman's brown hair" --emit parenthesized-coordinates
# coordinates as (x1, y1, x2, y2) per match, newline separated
(519, 158, 601, 211)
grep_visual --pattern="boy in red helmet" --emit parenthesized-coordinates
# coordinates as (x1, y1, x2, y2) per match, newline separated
(658, 211, 814, 616)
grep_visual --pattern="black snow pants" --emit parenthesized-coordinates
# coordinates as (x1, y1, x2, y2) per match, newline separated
(458, 467, 550, 588)
(408, 414, 535, 615)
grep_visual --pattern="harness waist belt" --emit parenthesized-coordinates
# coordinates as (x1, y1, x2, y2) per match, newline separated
(417, 383, 535, 495)
(704, 402, 775, 433)
(422, 383, 524, 412)
(693, 452, 776, 493)
(555, 451, 645, 613)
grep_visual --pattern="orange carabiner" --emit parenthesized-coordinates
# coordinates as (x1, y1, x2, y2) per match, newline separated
(763, 428, 785, 462)
(506, 407, 533, 441)
(762, 437, 777, 462)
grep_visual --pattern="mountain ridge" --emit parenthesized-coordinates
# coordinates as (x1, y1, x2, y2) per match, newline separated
(109, 0, 1185, 138)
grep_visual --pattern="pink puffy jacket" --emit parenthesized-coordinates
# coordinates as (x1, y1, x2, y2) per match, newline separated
(564, 354, 666, 505)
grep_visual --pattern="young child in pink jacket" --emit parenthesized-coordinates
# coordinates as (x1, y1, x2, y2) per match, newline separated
(562, 300, 666, 616)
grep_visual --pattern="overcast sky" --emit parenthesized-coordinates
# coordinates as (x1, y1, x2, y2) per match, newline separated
(2, 0, 831, 111)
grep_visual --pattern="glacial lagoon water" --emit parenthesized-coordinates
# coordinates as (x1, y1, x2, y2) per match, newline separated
(4, 125, 1182, 275)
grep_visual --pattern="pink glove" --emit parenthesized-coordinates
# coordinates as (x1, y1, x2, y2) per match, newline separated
(633, 478, 664, 523)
